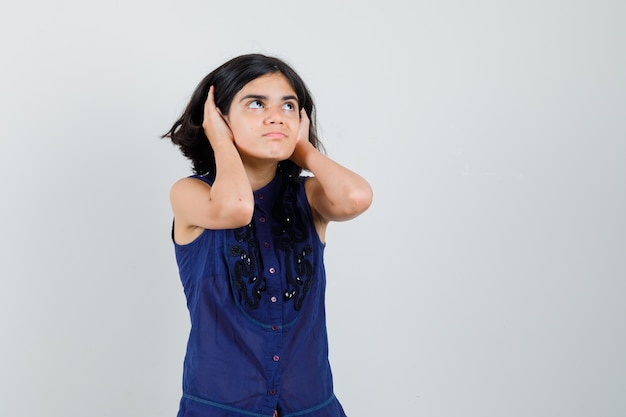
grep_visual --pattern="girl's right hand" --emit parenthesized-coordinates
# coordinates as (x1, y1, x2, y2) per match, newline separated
(202, 86, 234, 147)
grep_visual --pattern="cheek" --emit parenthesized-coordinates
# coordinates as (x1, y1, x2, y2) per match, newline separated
(286, 137, 298, 152)
(231, 129, 258, 150)
(227, 121, 250, 140)
(227, 115, 257, 137)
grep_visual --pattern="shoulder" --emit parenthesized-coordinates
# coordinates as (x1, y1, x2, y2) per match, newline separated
(173, 174, 213, 187)
(302, 176, 328, 242)
(170, 175, 211, 197)
(302, 176, 322, 210)
(169, 176, 213, 224)
(169, 177, 211, 242)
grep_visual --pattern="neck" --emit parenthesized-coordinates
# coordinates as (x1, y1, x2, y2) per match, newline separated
(243, 161, 279, 191)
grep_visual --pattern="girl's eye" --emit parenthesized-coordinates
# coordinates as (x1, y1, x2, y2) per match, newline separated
(248, 100, 263, 109)
(282, 102, 296, 111)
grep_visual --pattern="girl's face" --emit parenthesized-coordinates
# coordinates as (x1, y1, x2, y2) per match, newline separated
(224, 72, 300, 164)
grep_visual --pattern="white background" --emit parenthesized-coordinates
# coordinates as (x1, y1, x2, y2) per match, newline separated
(1, 1, 625, 416)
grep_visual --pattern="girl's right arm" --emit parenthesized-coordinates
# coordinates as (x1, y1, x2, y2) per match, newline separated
(170, 86, 254, 243)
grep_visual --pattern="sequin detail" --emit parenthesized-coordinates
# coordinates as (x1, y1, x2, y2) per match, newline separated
(279, 242, 313, 310)
(272, 182, 314, 311)
(227, 178, 315, 313)
(230, 222, 267, 309)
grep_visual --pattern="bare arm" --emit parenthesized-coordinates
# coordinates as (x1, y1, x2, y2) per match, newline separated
(290, 110, 373, 224)
(170, 86, 254, 242)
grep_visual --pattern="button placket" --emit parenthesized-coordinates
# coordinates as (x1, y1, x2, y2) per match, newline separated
(254, 188, 284, 398)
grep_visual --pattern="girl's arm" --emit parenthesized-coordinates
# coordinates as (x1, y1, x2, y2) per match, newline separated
(170, 86, 254, 241)
(290, 110, 373, 225)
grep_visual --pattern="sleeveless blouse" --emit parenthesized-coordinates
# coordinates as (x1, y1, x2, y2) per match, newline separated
(173, 172, 347, 417)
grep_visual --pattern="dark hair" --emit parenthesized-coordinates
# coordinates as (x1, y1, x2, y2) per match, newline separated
(162, 53, 323, 178)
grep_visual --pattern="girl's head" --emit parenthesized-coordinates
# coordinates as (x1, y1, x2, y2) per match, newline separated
(163, 53, 322, 177)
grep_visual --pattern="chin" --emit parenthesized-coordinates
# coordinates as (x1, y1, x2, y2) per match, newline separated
(267, 147, 295, 161)
(269, 154, 291, 162)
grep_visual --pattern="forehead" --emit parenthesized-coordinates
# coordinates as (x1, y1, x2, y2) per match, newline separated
(236, 72, 296, 97)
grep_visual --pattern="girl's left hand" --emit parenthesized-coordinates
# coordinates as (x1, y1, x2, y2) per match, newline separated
(290, 108, 315, 167)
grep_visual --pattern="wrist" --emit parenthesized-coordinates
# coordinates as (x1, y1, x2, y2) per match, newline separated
(211, 137, 236, 150)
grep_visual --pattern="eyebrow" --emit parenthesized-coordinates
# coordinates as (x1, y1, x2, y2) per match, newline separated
(239, 94, 298, 103)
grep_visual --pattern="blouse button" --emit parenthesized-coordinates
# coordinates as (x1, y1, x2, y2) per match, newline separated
(273, 355, 280, 362)
(258, 193, 264, 200)
(269, 388, 276, 395)
(270, 296, 277, 303)
(271, 325, 278, 331)
(259, 217, 266, 223)
(263, 242, 270, 248)
(268, 267, 276, 274)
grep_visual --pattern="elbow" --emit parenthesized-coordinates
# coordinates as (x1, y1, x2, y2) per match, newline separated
(349, 185, 373, 216)
(335, 184, 373, 220)
(227, 197, 255, 228)
(212, 195, 254, 229)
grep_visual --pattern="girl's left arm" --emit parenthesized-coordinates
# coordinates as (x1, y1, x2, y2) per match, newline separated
(290, 110, 373, 223)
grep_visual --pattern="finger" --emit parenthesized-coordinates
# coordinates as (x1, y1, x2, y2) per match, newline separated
(204, 86, 216, 115)
(297, 109, 310, 142)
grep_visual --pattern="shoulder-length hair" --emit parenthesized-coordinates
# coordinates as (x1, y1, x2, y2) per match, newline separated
(162, 53, 323, 178)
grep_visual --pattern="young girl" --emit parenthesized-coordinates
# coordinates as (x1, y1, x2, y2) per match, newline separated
(162, 54, 372, 417)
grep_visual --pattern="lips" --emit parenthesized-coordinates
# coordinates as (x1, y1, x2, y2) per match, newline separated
(262, 131, 287, 138)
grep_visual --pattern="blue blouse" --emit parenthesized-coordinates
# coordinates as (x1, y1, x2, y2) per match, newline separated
(173, 171, 347, 417)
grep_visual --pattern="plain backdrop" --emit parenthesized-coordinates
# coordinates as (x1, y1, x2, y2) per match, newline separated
(1, 1, 625, 416)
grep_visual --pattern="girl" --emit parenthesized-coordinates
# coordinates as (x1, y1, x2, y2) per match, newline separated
(163, 54, 372, 417)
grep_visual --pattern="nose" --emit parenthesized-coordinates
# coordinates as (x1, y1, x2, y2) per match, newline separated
(265, 106, 284, 124)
